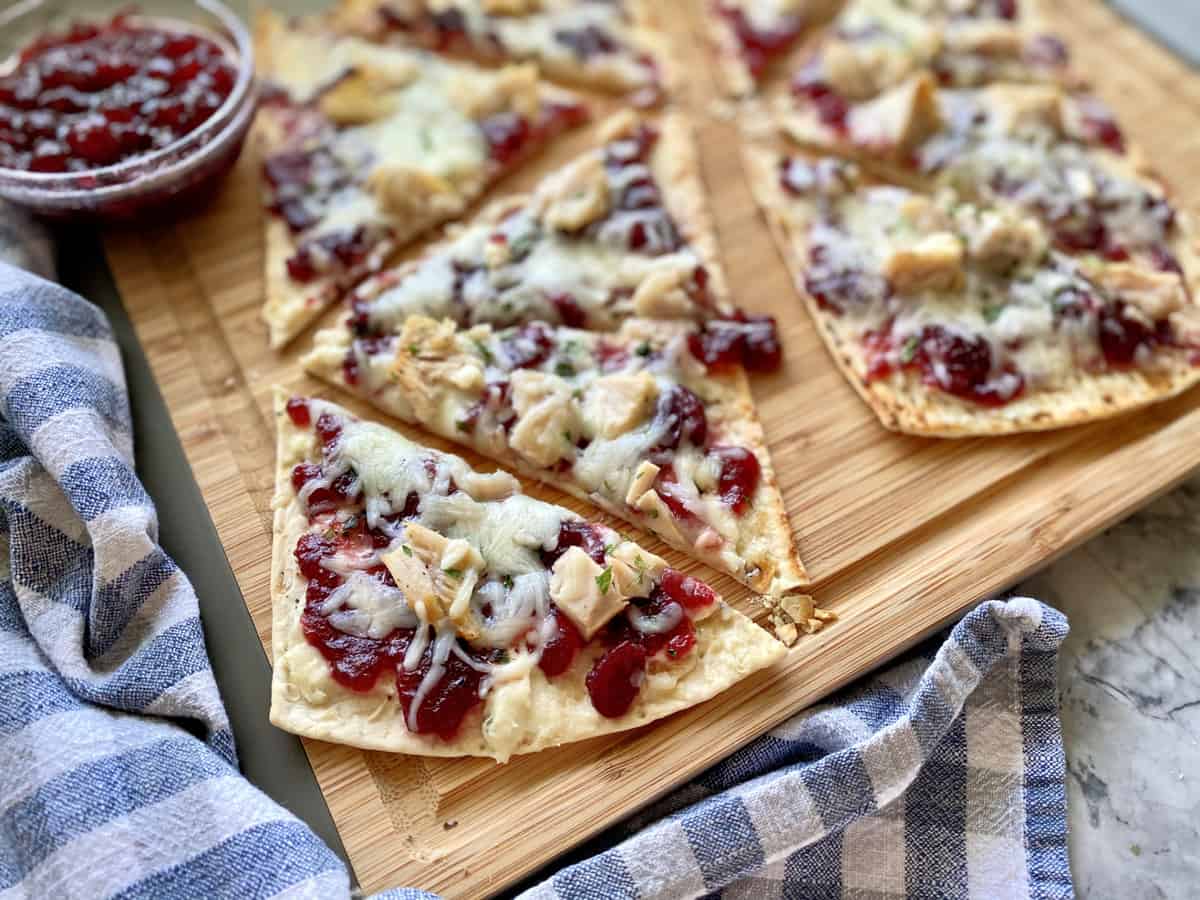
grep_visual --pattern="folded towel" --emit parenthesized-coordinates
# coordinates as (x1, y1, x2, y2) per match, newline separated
(0, 256, 1074, 899)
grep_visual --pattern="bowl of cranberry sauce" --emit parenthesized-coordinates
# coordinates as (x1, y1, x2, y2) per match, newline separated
(0, 0, 256, 221)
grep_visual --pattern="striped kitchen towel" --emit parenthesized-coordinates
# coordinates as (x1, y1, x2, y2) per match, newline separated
(0, 253, 1074, 898)
(520, 598, 1074, 900)
(0, 260, 380, 899)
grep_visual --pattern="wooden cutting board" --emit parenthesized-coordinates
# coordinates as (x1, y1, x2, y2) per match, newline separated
(103, 0, 1200, 895)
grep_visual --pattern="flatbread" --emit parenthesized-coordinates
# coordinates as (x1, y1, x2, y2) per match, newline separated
(254, 10, 586, 349)
(744, 145, 1200, 436)
(269, 389, 784, 761)
(329, 0, 674, 100)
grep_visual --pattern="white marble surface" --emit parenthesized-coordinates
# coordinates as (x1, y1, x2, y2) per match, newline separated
(1022, 474, 1200, 897)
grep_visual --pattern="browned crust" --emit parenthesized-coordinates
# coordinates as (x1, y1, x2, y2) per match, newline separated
(742, 142, 1200, 437)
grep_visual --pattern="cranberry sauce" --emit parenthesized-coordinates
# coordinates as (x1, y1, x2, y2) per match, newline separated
(869, 325, 1024, 406)
(482, 99, 589, 167)
(0, 14, 237, 172)
(600, 123, 683, 254)
(688, 311, 783, 373)
(715, 3, 805, 82)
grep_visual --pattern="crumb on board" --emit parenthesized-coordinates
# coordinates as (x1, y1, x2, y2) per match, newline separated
(765, 594, 837, 646)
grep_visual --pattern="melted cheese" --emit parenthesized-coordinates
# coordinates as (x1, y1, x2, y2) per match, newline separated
(320, 571, 420, 638)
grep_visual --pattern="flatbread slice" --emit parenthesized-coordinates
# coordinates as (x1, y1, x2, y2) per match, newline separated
(270, 390, 785, 761)
(255, 11, 588, 349)
(744, 148, 1200, 436)
(304, 314, 806, 595)
(330, 0, 671, 103)
(705, 0, 846, 96)
(332, 111, 766, 351)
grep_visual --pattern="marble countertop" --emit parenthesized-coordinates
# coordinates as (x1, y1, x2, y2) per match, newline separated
(1023, 472, 1200, 896)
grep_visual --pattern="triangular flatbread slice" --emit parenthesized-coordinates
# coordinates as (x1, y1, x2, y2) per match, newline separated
(270, 390, 784, 761)
(744, 148, 1200, 436)
(327, 111, 766, 347)
(304, 314, 806, 595)
(330, 0, 670, 103)
(255, 11, 588, 348)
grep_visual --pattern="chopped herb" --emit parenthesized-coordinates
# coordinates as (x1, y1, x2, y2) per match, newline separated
(982, 304, 1005, 323)
(495, 649, 510, 664)
(471, 338, 494, 363)
(555, 361, 576, 377)
(502, 574, 514, 589)
(572, 388, 583, 400)
(401, 544, 413, 557)
(634, 554, 647, 581)
(562, 429, 573, 443)
(595, 566, 613, 594)
(407, 343, 420, 356)
(635, 341, 652, 357)
(562, 339, 581, 355)
(508, 230, 537, 260)
(443, 567, 463, 580)
(419, 127, 433, 152)
(899, 335, 919, 364)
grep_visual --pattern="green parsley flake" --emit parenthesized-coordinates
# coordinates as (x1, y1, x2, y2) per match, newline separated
(502, 574, 514, 589)
(555, 361, 576, 377)
(635, 341, 652, 357)
(401, 544, 413, 557)
(443, 567, 463, 580)
(899, 336, 919, 364)
(982, 304, 1005, 323)
(471, 338, 494, 363)
(595, 567, 613, 594)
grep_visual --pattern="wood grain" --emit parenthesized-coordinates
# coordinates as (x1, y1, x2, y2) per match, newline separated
(103, 0, 1200, 895)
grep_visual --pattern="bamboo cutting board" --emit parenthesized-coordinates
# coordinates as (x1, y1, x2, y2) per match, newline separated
(103, 0, 1200, 895)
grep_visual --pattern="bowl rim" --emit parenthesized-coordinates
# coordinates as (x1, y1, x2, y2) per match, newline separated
(0, 0, 256, 189)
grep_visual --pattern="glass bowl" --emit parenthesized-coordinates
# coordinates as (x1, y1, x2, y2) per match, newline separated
(0, 0, 257, 222)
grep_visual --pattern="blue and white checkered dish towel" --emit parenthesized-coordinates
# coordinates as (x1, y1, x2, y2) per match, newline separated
(0, 243, 1074, 899)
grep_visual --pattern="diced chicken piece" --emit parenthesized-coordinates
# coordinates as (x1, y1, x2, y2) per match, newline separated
(598, 109, 641, 143)
(317, 67, 404, 124)
(852, 74, 943, 158)
(633, 488, 688, 546)
(624, 460, 661, 506)
(452, 64, 541, 121)
(608, 541, 665, 598)
(1095, 263, 1188, 322)
(965, 208, 1048, 268)
(455, 468, 521, 502)
(508, 370, 581, 467)
(883, 232, 965, 293)
(944, 21, 1024, 58)
(983, 84, 1065, 137)
(392, 318, 485, 420)
(367, 166, 459, 219)
(900, 194, 954, 234)
(581, 371, 658, 440)
(382, 523, 485, 637)
(484, 0, 540, 13)
(823, 40, 915, 102)
(543, 154, 611, 232)
(631, 267, 695, 318)
(1168, 305, 1200, 346)
(549, 546, 629, 640)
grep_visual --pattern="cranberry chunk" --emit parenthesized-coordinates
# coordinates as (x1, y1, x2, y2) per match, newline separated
(301, 612, 410, 693)
(396, 637, 487, 739)
(500, 322, 555, 369)
(657, 567, 717, 611)
(538, 605, 585, 678)
(480, 112, 531, 166)
(294, 532, 335, 582)
(687, 312, 783, 373)
(709, 446, 761, 515)
(586, 640, 647, 718)
(716, 4, 804, 81)
(1098, 302, 1159, 367)
(649, 385, 707, 456)
(792, 66, 850, 134)
(541, 520, 607, 567)
(901, 325, 1025, 407)
(314, 412, 342, 449)
(550, 292, 588, 328)
(285, 396, 311, 427)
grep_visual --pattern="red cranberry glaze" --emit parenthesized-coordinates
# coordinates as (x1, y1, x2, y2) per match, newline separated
(715, 3, 805, 81)
(871, 325, 1025, 407)
(657, 567, 717, 611)
(0, 14, 237, 173)
(791, 63, 850, 135)
(649, 385, 707, 457)
(541, 520, 608, 568)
